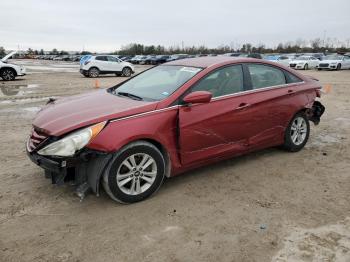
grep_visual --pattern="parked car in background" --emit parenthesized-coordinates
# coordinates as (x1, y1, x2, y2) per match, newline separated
(149, 55, 170, 64)
(27, 56, 325, 203)
(289, 56, 319, 70)
(223, 52, 241, 57)
(140, 55, 155, 65)
(272, 55, 297, 66)
(166, 54, 188, 62)
(239, 53, 263, 59)
(130, 55, 147, 64)
(80, 55, 134, 77)
(317, 55, 350, 70)
(120, 56, 134, 62)
(0, 51, 26, 81)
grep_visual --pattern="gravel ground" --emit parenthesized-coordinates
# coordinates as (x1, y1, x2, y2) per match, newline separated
(0, 60, 349, 262)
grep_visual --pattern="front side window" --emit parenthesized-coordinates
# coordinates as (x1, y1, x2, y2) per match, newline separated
(191, 65, 244, 97)
(112, 65, 202, 101)
(247, 64, 286, 89)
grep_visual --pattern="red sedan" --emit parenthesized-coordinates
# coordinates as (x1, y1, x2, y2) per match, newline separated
(27, 57, 325, 203)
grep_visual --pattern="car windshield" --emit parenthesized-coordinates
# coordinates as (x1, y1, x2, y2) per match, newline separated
(324, 55, 342, 60)
(296, 56, 309, 61)
(112, 65, 202, 101)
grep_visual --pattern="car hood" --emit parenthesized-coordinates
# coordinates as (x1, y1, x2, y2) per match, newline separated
(320, 59, 341, 63)
(33, 89, 158, 136)
(290, 60, 307, 63)
(1, 51, 17, 62)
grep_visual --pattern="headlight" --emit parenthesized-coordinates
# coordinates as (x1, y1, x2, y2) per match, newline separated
(38, 121, 106, 157)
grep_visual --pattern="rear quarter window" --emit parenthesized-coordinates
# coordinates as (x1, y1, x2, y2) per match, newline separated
(284, 71, 303, 83)
(247, 64, 286, 89)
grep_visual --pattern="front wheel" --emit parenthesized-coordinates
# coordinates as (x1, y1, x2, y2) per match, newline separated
(122, 67, 132, 77)
(283, 112, 310, 152)
(304, 63, 308, 70)
(1, 68, 16, 81)
(102, 141, 165, 203)
(336, 64, 341, 70)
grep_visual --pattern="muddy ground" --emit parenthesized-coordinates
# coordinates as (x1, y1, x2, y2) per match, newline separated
(0, 60, 349, 262)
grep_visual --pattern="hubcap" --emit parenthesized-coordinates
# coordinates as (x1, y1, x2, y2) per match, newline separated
(90, 69, 98, 77)
(116, 153, 157, 195)
(290, 117, 307, 145)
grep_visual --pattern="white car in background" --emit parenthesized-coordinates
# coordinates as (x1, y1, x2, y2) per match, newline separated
(289, 55, 319, 70)
(0, 51, 26, 81)
(317, 55, 350, 70)
(273, 55, 297, 66)
(80, 55, 135, 78)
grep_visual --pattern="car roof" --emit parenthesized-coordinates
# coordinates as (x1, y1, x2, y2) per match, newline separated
(164, 56, 261, 68)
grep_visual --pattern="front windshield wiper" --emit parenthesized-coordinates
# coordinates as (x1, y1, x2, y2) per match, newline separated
(116, 91, 143, 101)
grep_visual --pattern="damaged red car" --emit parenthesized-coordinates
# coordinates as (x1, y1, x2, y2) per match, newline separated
(27, 57, 325, 203)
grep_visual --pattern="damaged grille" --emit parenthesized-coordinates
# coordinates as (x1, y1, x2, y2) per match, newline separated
(27, 128, 48, 152)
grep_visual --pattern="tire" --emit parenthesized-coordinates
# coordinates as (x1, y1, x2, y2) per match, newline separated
(82, 72, 89, 77)
(1, 68, 16, 81)
(304, 63, 308, 70)
(102, 141, 166, 203)
(122, 67, 132, 77)
(283, 112, 310, 152)
(336, 64, 341, 70)
(88, 67, 99, 78)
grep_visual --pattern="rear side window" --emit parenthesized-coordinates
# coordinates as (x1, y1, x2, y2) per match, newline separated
(95, 56, 107, 61)
(284, 71, 303, 83)
(191, 65, 244, 97)
(247, 64, 286, 89)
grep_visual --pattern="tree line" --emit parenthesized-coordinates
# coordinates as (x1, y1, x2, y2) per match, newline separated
(1, 37, 349, 58)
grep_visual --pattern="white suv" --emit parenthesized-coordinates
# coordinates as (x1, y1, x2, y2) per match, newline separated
(0, 51, 26, 81)
(80, 55, 135, 78)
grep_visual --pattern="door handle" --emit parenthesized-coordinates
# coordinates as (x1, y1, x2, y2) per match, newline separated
(235, 103, 251, 110)
(288, 89, 295, 94)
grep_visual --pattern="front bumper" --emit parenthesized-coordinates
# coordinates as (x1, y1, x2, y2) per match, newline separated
(27, 149, 84, 185)
(26, 143, 113, 197)
(317, 64, 337, 70)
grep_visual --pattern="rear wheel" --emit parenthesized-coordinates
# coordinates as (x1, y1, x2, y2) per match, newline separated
(102, 141, 165, 203)
(283, 112, 310, 152)
(122, 67, 132, 77)
(1, 68, 16, 81)
(88, 67, 99, 77)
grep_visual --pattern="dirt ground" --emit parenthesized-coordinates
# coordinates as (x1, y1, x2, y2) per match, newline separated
(0, 60, 349, 262)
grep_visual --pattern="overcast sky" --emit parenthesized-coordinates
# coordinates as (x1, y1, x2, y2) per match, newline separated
(1, 0, 349, 52)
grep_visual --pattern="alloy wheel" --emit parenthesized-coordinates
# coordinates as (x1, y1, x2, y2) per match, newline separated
(290, 117, 307, 145)
(116, 153, 157, 195)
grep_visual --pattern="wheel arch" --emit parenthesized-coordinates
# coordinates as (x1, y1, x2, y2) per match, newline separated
(87, 138, 171, 196)
(0, 66, 17, 76)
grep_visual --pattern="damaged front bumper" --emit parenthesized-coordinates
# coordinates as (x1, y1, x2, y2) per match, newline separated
(26, 147, 112, 199)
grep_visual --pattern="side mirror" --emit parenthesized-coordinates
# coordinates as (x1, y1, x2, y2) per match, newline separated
(183, 91, 212, 105)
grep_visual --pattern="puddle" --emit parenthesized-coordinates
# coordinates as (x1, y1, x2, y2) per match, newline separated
(0, 84, 39, 97)
(272, 218, 350, 262)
